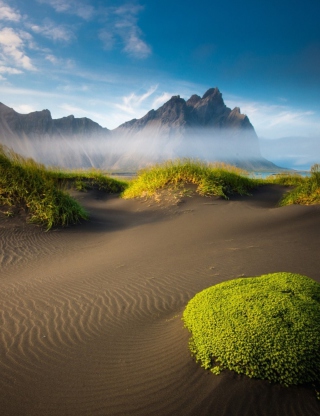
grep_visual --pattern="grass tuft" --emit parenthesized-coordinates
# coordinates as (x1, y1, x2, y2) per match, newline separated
(267, 164, 320, 206)
(122, 159, 261, 200)
(48, 168, 129, 194)
(182, 272, 320, 386)
(0, 145, 128, 229)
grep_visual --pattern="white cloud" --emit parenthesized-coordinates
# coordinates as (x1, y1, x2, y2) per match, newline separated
(37, 0, 95, 20)
(0, 27, 35, 71)
(30, 22, 75, 43)
(152, 92, 172, 109)
(45, 54, 75, 69)
(115, 85, 158, 114)
(59, 103, 102, 120)
(99, 30, 115, 50)
(45, 54, 58, 64)
(224, 94, 320, 139)
(13, 104, 36, 113)
(100, 4, 152, 59)
(60, 84, 89, 92)
(0, 65, 23, 74)
(0, 1, 21, 22)
(123, 29, 151, 58)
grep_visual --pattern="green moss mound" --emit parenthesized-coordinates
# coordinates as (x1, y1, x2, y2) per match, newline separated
(182, 273, 320, 385)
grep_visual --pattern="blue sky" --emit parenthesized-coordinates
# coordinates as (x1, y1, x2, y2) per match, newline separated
(0, 0, 319, 167)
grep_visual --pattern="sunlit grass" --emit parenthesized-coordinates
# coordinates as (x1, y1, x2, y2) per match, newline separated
(122, 159, 262, 200)
(0, 145, 127, 229)
(266, 164, 320, 205)
(48, 167, 129, 193)
(1, 144, 319, 230)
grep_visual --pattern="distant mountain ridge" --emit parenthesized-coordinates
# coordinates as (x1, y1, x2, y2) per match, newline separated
(0, 102, 108, 139)
(0, 88, 281, 171)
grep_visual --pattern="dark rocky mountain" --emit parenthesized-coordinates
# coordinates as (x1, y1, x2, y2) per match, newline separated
(0, 88, 281, 171)
(0, 102, 110, 167)
(116, 88, 255, 133)
(113, 87, 271, 170)
(0, 102, 108, 139)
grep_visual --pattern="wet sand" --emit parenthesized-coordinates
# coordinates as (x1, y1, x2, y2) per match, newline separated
(1, 185, 320, 416)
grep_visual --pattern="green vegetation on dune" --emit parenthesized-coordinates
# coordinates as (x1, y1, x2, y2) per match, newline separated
(1, 144, 319, 229)
(0, 145, 128, 229)
(267, 164, 320, 205)
(122, 159, 261, 200)
(183, 272, 320, 386)
(49, 168, 128, 194)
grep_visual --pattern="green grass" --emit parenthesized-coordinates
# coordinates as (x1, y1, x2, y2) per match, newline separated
(182, 272, 320, 386)
(48, 168, 129, 194)
(266, 164, 320, 206)
(0, 145, 128, 229)
(2, 144, 318, 229)
(122, 159, 262, 200)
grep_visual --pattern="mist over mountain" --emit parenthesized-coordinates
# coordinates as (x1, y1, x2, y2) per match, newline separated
(0, 88, 280, 171)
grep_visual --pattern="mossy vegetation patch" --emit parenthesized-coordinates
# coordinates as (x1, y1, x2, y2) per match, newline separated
(182, 273, 320, 386)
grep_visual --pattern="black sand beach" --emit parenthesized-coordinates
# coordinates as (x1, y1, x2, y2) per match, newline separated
(1, 185, 320, 416)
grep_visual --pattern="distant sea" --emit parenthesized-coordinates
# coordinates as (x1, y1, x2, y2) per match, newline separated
(250, 170, 311, 179)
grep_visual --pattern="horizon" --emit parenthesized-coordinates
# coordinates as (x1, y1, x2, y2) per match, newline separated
(0, 0, 319, 170)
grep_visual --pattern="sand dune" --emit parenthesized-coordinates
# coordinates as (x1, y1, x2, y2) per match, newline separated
(1, 186, 320, 416)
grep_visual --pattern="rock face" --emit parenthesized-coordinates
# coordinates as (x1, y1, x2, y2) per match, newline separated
(0, 89, 280, 171)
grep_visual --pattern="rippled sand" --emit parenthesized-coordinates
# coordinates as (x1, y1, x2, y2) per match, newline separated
(1, 186, 320, 416)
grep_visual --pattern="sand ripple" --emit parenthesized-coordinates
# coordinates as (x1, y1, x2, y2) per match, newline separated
(1, 189, 320, 415)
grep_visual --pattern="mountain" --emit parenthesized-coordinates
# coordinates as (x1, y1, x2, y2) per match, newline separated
(116, 88, 254, 133)
(0, 102, 108, 139)
(112, 88, 272, 170)
(0, 88, 280, 171)
(0, 102, 110, 167)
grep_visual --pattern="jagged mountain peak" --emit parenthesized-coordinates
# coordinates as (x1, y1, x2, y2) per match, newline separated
(116, 87, 250, 132)
(186, 94, 201, 106)
(201, 87, 221, 100)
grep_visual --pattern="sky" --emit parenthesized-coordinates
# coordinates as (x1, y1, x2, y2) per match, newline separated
(0, 0, 319, 169)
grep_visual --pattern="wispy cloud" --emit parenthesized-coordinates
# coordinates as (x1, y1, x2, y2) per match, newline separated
(36, 0, 95, 20)
(0, 27, 35, 71)
(45, 54, 75, 70)
(29, 21, 75, 43)
(123, 30, 151, 58)
(99, 30, 115, 50)
(0, 65, 23, 74)
(100, 4, 152, 59)
(225, 94, 320, 138)
(115, 85, 158, 114)
(13, 104, 36, 113)
(59, 103, 105, 121)
(152, 92, 172, 109)
(0, 0, 21, 22)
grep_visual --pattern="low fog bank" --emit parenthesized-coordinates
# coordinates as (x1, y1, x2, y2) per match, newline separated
(259, 136, 320, 171)
(2, 128, 277, 172)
